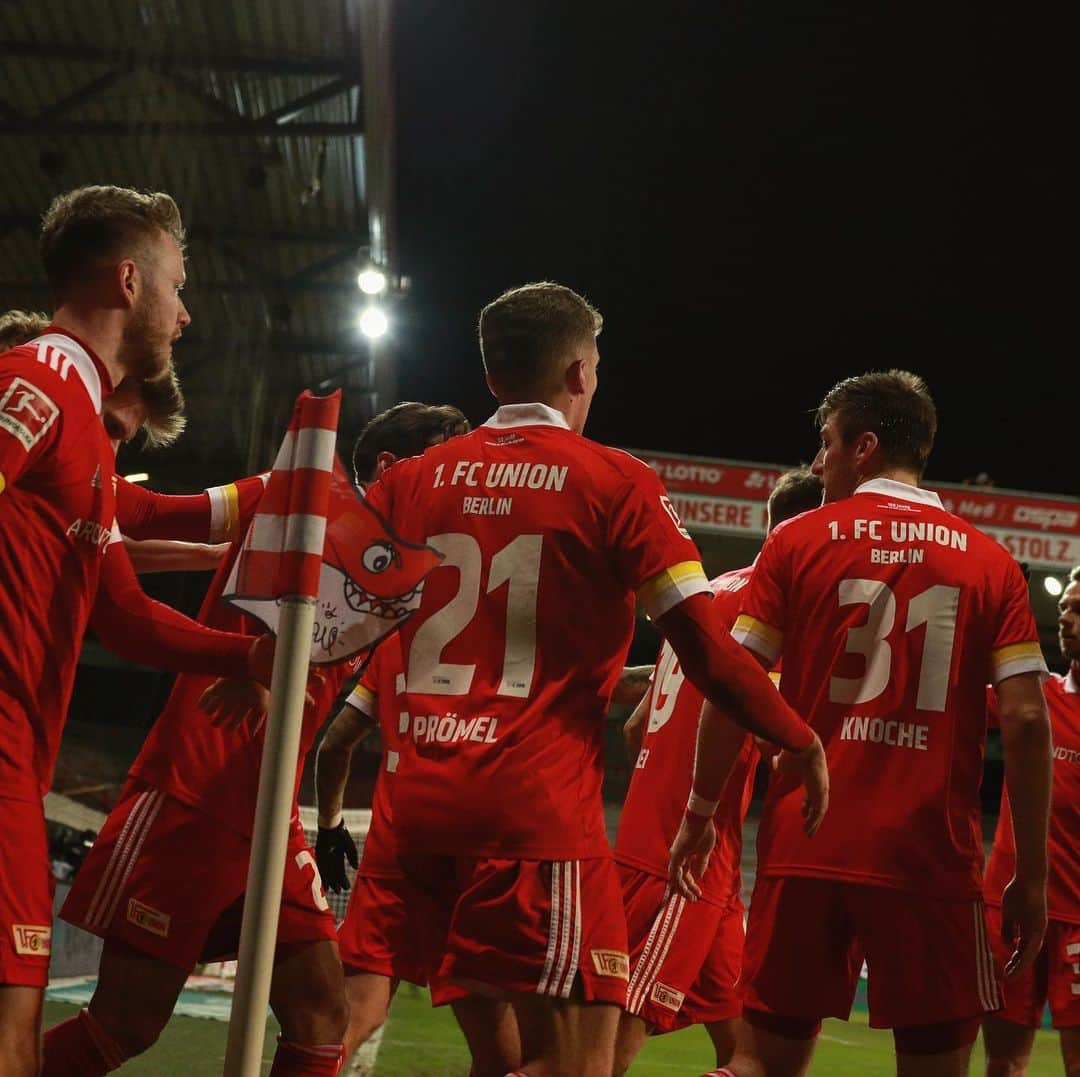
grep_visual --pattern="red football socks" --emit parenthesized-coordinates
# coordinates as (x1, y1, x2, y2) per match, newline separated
(41, 1008, 128, 1075)
(268, 1037, 344, 1076)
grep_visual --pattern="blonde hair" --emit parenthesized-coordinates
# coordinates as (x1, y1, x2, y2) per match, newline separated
(120, 367, 187, 450)
(40, 185, 186, 300)
(0, 309, 49, 352)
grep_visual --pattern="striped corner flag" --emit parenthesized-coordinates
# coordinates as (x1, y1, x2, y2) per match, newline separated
(223, 392, 444, 664)
(223, 388, 338, 615)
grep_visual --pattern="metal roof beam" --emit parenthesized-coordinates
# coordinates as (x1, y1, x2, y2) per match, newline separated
(36, 68, 128, 122)
(0, 120, 363, 137)
(261, 77, 359, 126)
(0, 41, 348, 77)
(165, 71, 246, 124)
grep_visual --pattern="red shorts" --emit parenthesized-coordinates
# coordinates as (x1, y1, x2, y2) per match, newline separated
(620, 865, 743, 1033)
(337, 876, 425, 981)
(743, 876, 1002, 1029)
(986, 905, 1080, 1029)
(399, 854, 629, 1006)
(0, 797, 53, 988)
(62, 782, 336, 971)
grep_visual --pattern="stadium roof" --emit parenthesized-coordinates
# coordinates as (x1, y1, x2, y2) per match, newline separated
(0, 0, 396, 485)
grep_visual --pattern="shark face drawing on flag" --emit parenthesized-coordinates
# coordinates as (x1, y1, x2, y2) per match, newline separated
(225, 461, 443, 665)
(310, 469, 443, 664)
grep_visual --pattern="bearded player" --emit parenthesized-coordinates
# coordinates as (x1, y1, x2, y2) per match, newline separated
(0, 187, 269, 1076)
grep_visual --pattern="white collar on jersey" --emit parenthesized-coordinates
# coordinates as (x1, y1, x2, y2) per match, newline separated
(1066, 668, 1080, 694)
(28, 332, 105, 415)
(855, 477, 944, 510)
(482, 402, 571, 431)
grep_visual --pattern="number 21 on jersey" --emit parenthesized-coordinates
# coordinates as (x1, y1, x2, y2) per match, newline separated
(407, 532, 542, 698)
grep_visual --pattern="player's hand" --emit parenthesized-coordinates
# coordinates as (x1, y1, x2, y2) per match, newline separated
(774, 733, 829, 836)
(668, 811, 716, 902)
(199, 677, 269, 734)
(247, 633, 276, 689)
(315, 820, 359, 893)
(1000, 873, 1047, 978)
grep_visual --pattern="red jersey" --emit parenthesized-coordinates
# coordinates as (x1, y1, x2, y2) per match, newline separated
(732, 477, 1046, 899)
(129, 532, 360, 835)
(364, 402, 710, 860)
(0, 329, 119, 801)
(985, 671, 1080, 925)
(616, 567, 758, 907)
(341, 634, 407, 879)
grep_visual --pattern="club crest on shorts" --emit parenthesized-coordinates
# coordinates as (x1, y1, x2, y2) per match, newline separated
(0, 377, 59, 451)
(12, 924, 51, 956)
(650, 981, 686, 1012)
(127, 898, 171, 938)
(590, 949, 630, 979)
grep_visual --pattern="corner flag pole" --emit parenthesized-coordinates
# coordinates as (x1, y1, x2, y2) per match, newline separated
(223, 392, 340, 1076)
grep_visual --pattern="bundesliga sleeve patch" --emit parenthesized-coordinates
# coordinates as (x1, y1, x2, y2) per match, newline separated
(0, 377, 60, 451)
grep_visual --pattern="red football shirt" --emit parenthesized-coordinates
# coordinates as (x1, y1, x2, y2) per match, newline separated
(0, 329, 119, 801)
(985, 671, 1080, 925)
(363, 403, 710, 860)
(129, 528, 361, 834)
(615, 567, 758, 908)
(732, 477, 1047, 899)
(341, 634, 407, 880)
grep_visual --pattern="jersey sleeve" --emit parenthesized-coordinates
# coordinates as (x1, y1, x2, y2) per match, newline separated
(0, 361, 67, 493)
(990, 558, 1048, 684)
(117, 474, 267, 542)
(91, 540, 256, 677)
(607, 465, 710, 620)
(731, 530, 788, 665)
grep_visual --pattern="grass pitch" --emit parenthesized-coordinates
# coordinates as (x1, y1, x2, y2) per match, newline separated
(45, 989, 1065, 1075)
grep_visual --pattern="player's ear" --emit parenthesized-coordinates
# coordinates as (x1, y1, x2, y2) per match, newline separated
(565, 357, 587, 396)
(853, 430, 879, 469)
(374, 451, 397, 479)
(117, 258, 139, 309)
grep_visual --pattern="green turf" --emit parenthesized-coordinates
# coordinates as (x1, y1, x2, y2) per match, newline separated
(373, 988, 1066, 1076)
(44, 993, 1066, 1075)
(43, 1002, 280, 1074)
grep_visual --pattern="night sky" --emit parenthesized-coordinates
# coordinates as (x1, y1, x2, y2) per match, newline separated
(390, 4, 1069, 495)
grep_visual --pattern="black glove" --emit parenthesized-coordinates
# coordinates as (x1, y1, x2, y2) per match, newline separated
(315, 820, 359, 893)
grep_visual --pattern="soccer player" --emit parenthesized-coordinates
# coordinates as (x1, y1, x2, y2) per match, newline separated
(0, 187, 270, 1075)
(981, 565, 1080, 1076)
(672, 371, 1052, 1077)
(315, 401, 527, 1076)
(613, 468, 823, 1076)
(361, 282, 827, 1076)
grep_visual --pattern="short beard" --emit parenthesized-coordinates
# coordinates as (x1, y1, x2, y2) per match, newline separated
(119, 296, 170, 381)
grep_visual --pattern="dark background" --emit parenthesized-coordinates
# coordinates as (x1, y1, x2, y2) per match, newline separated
(388, 4, 1068, 493)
